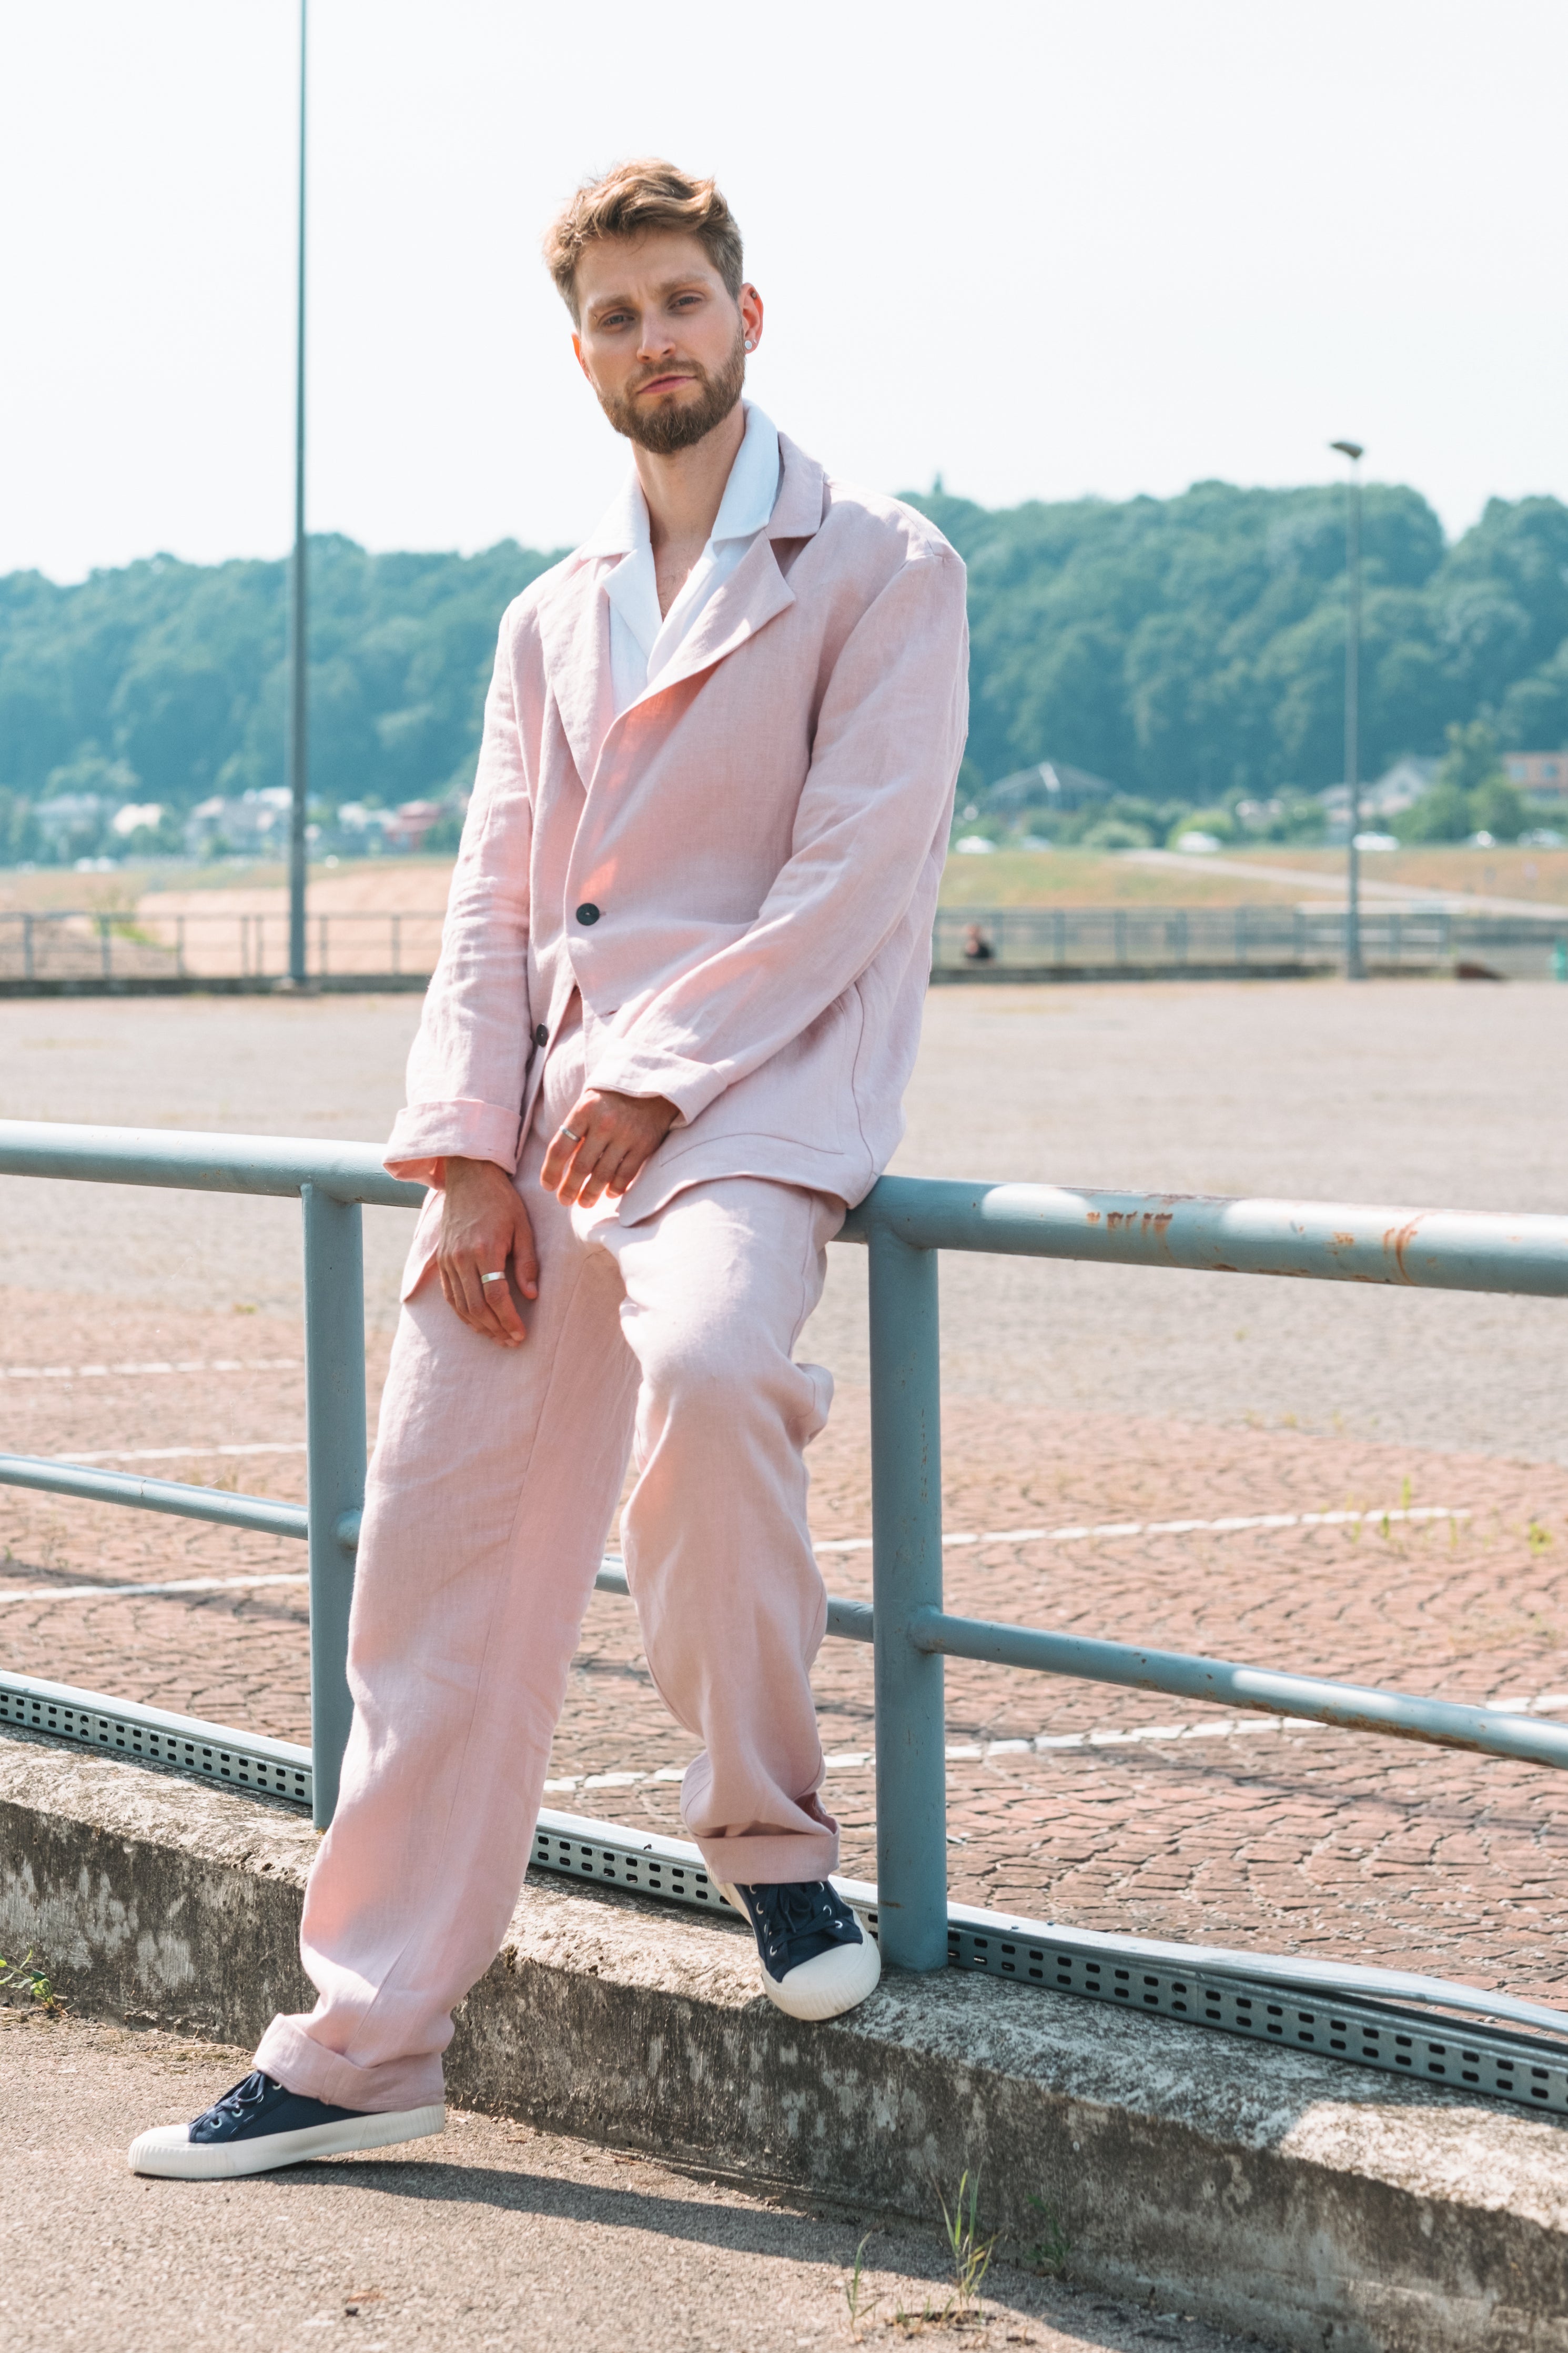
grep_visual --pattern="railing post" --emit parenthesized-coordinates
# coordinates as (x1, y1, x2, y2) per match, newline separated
(23, 913, 34, 982)
(300, 1181, 366, 1827)
(868, 1222, 948, 1970)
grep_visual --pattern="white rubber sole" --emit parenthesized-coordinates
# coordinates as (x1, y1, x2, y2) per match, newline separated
(127, 2103, 446, 2180)
(718, 1883, 883, 2022)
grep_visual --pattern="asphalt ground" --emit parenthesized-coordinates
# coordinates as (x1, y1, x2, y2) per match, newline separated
(3, 982, 1567, 1997)
(5, 2011, 1280, 2353)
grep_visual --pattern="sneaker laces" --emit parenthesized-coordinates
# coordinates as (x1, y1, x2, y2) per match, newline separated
(742, 1882, 861, 1975)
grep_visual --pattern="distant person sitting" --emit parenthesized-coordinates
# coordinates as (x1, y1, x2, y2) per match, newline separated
(963, 922, 994, 963)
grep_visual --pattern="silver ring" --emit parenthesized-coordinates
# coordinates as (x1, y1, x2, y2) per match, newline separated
(561, 1126, 582, 1143)
(480, 1271, 506, 1284)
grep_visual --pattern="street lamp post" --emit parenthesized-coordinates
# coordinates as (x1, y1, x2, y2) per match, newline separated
(287, 0, 309, 986)
(1330, 438, 1364, 982)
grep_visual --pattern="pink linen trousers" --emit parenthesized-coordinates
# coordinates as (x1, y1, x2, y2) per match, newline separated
(254, 431, 969, 2113)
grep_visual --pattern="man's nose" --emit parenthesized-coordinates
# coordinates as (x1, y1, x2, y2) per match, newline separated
(635, 311, 678, 360)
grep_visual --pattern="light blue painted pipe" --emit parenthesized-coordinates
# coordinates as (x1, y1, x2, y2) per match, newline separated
(844, 1176, 1568, 1295)
(915, 1608, 1568, 1771)
(0, 1453, 308, 1541)
(0, 1120, 424, 1209)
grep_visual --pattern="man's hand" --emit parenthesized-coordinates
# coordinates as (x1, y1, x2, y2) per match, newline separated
(437, 1157, 539, 1347)
(540, 1088, 678, 1208)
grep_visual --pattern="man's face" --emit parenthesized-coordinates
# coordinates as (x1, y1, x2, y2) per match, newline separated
(572, 230, 762, 456)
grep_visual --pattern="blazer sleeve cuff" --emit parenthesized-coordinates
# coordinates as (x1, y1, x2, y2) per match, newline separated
(585, 1042, 724, 1124)
(384, 1097, 524, 1185)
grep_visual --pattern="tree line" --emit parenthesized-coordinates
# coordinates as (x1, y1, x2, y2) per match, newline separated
(906, 479, 1568, 819)
(1, 478, 1566, 863)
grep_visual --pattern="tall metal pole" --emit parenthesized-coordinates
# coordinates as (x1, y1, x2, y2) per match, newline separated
(287, 0, 309, 986)
(868, 1226, 949, 1972)
(1331, 440, 1364, 981)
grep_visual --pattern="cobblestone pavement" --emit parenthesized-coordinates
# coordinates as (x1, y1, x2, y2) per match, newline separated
(8, 2013, 1276, 2353)
(3, 985, 1567, 2006)
(5, 1288, 1567, 1998)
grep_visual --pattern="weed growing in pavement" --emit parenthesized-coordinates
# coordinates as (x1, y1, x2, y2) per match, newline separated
(1528, 1519, 1552, 1556)
(938, 2170, 997, 2312)
(1025, 2194, 1072, 2277)
(1401, 1476, 1413, 1510)
(845, 2235, 881, 2338)
(0, 1948, 66, 2014)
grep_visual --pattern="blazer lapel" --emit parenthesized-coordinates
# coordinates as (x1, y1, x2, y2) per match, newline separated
(629, 531, 794, 706)
(623, 435, 827, 710)
(536, 556, 618, 788)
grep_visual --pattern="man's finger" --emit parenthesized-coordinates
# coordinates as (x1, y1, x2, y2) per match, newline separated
(601, 1142, 646, 1198)
(541, 1100, 595, 1193)
(554, 1126, 614, 1206)
(456, 1258, 521, 1346)
(510, 1207, 541, 1300)
(579, 1138, 638, 1206)
(484, 1274, 528, 1345)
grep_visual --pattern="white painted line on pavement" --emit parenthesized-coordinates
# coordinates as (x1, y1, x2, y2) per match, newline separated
(0, 1571, 309, 1605)
(42, 1443, 308, 1464)
(540, 1686, 1568, 1793)
(813, 1504, 1469, 1553)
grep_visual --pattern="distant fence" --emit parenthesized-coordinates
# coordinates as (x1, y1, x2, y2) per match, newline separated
(4, 901, 1567, 991)
(934, 903, 1568, 980)
(0, 907, 445, 988)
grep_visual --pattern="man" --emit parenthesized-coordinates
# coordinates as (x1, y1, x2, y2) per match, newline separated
(131, 158, 968, 2181)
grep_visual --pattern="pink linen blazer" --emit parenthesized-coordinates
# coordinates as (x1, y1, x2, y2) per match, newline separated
(386, 431, 969, 1277)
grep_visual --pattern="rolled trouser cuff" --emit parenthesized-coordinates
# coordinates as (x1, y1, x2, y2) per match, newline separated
(252, 2015, 446, 2115)
(696, 1825, 841, 1887)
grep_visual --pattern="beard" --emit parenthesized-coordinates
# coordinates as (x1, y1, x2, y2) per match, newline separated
(596, 326, 746, 455)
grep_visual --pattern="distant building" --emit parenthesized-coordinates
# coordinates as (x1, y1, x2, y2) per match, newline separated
(383, 799, 447, 852)
(987, 760, 1117, 815)
(110, 802, 165, 838)
(184, 787, 292, 857)
(35, 793, 104, 849)
(1320, 758, 1438, 838)
(1504, 751, 1568, 801)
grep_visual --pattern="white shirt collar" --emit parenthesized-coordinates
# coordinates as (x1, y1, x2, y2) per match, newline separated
(594, 403, 781, 674)
(582, 400, 781, 564)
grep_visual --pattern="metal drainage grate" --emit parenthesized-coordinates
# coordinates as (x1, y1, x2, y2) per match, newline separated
(530, 1808, 1568, 2119)
(0, 1671, 311, 1808)
(532, 1813, 733, 1914)
(944, 1924, 1568, 2114)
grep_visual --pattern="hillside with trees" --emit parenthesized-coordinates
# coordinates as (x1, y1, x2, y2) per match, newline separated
(904, 481, 1568, 816)
(2, 480, 1566, 863)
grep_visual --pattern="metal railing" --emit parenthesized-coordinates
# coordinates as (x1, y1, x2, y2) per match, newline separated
(933, 902, 1568, 977)
(3, 1121, 1568, 1987)
(9, 902, 1568, 990)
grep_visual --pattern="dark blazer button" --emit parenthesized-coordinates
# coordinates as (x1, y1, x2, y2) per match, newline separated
(533, 1023, 549, 1048)
(575, 902, 600, 926)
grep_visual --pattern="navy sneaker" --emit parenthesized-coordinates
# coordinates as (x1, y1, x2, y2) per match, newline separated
(128, 2068, 444, 2180)
(720, 1878, 882, 2019)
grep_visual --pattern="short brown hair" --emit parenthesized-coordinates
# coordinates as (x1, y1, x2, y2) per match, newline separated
(543, 158, 744, 325)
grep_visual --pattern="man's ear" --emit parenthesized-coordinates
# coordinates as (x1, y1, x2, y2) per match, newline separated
(572, 333, 592, 384)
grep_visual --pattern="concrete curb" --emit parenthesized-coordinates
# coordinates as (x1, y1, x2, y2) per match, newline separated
(4, 1723, 1567, 2352)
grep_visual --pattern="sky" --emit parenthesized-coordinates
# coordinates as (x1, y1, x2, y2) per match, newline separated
(3, 0, 1565, 582)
